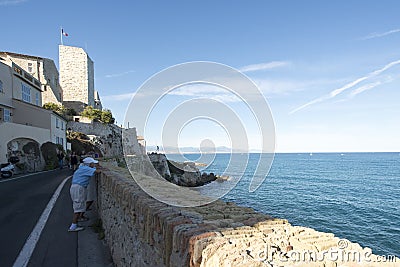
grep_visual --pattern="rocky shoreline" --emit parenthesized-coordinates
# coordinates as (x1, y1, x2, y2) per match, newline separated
(148, 153, 218, 187)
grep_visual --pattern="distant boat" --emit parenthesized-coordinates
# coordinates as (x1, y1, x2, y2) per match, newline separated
(309, 153, 313, 156)
(341, 153, 345, 156)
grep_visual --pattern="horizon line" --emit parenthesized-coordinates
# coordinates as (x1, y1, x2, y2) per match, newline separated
(158, 151, 400, 154)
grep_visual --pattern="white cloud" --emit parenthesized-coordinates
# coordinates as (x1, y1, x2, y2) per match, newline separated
(169, 84, 241, 103)
(361, 28, 400, 40)
(289, 59, 400, 114)
(254, 78, 342, 96)
(102, 92, 134, 101)
(348, 81, 381, 98)
(105, 70, 135, 78)
(239, 61, 290, 72)
(170, 85, 226, 96)
(0, 0, 27, 5)
(168, 77, 325, 101)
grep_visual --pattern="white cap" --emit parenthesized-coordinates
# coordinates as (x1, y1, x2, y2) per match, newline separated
(83, 157, 98, 164)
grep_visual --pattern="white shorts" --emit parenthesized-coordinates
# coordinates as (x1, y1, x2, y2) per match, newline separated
(70, 184, 87, 213)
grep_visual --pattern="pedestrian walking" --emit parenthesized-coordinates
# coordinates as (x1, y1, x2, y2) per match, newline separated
(70, 152, 78, 171)
(57, 151, 64, 170)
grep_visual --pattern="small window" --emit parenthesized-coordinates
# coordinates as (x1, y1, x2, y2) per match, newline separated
(60, 138, 64, 147)
(0, 80, 3, 93)
(4, 109, 10, 122)
(61, 121, 64, 130)
(35, 92, 39, 106)
(56, 136, 59, 144)
(21, 83, 31, 103)
(28, 63, 33, 73)
(56, 118, 59, 128)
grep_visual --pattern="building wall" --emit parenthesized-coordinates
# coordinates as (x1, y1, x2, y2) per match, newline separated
(12, 99, 50, 129)
(50, 113, 67, 150)
(2, 56, 40, 78)
(42, 58, 62, 105)
(59, 45, 95, 107)
(67, 121, 123, 157)
(12, 75, 42, 107)
(0, 122, 49, 163)
(0, 56, 67, 165)
(1, 100, 67, 160)
(0, 62, 14, 123)
(0, 62, 13, 95)
(87, 56, 95, 107)
(0, 53, 62, 106)
(94, 90, 102, 110)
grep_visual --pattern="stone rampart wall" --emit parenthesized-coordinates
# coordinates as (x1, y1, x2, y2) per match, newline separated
(67, 121, 123, 158)
(96, 165, 399, 267)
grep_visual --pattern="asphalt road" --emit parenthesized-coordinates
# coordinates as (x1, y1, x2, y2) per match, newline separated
(0, 169, 74, 267)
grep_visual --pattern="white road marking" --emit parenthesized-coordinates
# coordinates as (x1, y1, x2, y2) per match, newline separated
(12, 175, 72, 267)
(0, 169, 58, 184)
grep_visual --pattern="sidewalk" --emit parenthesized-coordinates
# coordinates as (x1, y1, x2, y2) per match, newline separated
(77, 205, 114, 267)
(27, 178, 114, 267)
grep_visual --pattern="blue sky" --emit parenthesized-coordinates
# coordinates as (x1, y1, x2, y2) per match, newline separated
(1, 0, 400, 152)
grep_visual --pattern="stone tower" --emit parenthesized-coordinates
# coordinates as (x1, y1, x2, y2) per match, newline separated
(59, 45, 94, 112)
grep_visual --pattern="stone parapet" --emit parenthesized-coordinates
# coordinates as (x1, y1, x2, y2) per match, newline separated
(96, 165, 399, 267)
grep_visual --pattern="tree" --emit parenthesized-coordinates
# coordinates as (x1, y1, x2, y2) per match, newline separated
(40, 142, 60, 170)
(101, 109, 115, 124)
(80, 106, 115, 124)
(81, 106, 101, 120)
(43, 102, 77, 118)
(65, 108, 78, 116)
(81, 106, 115, 124)
(43, 102, 64, 114)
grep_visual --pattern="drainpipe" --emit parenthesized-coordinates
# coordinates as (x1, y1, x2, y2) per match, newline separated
(36, 57, 41, 82)
(10, 61, 14, 100)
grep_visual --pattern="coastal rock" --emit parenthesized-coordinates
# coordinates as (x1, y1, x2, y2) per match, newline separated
(215, 175, 230, 182)
(148, 153, 171, 178)
(148, 153, 217, 187)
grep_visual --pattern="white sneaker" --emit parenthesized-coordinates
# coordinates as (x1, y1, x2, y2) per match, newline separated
(68, 226, 84, 232)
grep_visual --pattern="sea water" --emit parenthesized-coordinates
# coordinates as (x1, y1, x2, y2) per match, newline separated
(167, 152, 400, 257)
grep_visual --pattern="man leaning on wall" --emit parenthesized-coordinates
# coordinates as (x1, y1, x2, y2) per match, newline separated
(68, 157, 101, 232)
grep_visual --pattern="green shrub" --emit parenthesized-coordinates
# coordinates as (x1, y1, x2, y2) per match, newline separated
(22, 141, 40, 156)
(43, 103, 76, 120)
(40, 142, 59, 170)
(80, 106, 115, 124)
(100, 109, 115, 124)
(43, 102, 64, 113)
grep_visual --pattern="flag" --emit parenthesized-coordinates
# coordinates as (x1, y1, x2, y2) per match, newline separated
(62, 29, 69, 37)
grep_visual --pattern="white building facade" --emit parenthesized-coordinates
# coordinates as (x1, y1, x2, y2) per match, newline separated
(0, 60, 67, 171)
(0, 52, 63, 106)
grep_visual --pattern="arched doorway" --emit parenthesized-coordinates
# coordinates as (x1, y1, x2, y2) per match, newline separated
(7, 138, 43, 173)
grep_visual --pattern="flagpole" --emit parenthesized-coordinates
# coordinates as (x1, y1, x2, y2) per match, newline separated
(60, 26, 63, 45)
